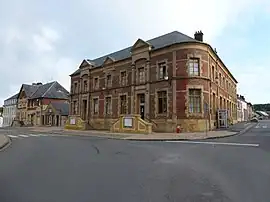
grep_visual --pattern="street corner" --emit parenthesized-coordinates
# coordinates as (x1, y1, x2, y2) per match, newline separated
(238, 122, 258, 135)
(0, 134, 11, 151)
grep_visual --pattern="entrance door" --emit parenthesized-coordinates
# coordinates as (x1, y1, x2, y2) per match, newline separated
(217, 109, 228, 128)
(82, 100, 87, 120)
(138, 94, 145, 119)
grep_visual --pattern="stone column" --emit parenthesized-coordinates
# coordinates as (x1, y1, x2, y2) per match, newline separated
(131, 64, 135, 114)
(145, 60, 150, 119)
(78, 78, 82, 117)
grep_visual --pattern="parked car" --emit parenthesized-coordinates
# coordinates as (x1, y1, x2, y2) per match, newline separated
(250, 117, 259, 122)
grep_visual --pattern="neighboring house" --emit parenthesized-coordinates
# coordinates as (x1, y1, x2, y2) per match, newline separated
(16, 81, 69, 126)
(69, 30, 238, 132)
(237, 94, 248, 122)
(43, 102, 69, 126)
(2, 93, 18, 127)
(247, 102, 253, 120)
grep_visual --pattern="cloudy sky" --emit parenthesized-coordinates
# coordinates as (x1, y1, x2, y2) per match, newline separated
(0, 0, 269, 105)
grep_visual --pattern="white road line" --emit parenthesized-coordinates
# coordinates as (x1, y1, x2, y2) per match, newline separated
(38, 134, 48, 136)
(18, 135, 29, 138)
(255, 125, 260, 128)
(165, 141, 259, 147)
(7, 135, 19, 138)
(29, 134, 40, 137)
(262, 125, 267, 128)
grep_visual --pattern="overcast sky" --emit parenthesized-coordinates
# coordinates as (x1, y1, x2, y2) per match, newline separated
(0, 0, 269, 105)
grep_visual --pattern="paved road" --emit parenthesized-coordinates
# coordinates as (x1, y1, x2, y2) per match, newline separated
(1, 121, 270, 202)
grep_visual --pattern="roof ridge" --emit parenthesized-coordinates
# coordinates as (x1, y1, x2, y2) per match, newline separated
(41, 81, 57, 97)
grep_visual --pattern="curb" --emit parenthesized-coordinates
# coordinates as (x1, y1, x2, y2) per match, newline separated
(27, 123, 257, 142)
(0, 135, 12, 152)
(237, 123, 257, 135)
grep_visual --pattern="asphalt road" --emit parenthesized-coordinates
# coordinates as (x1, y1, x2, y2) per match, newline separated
(1, 121, 270, 202)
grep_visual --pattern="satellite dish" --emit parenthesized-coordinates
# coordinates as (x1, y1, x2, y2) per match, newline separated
(164, 76, 169, 80)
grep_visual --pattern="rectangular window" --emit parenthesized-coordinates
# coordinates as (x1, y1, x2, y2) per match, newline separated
(158, 62, 167, 79)
(120, 95, 127, 114)
(105, 97, 112, 115)
(74, 83, 78, 94)
(188, 58, 200, 76)
(94, 78, 99, 90)
(83, 80, 88, 92)
(213, 93, 216, 112)
(157, 91, 167, 113)
(120, 71, 126, 86)
(219, 73, 222, 85)
(106, 74, 112, 88)
(188, 89, 202, 113)
(93, 98, 99, 114)
(212, 66, 215, 81)
(73, 101, 78, 114)
(138, 67, 145, 83)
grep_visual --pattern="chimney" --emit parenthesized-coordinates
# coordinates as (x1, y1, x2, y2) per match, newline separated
(194, 30, 203, 42)
(32, 82, 43, 86)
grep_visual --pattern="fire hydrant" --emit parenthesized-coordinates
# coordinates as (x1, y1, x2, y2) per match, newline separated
(176, 125, 181, 133)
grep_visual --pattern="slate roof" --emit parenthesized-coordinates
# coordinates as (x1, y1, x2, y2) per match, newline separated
(70, 31, 197, 76)
(51, 102, 69, 116)
(22, 84, 40, 97)
(70, 30, 238, 83)
(5, 93, 19, 101)
(20, 81, 69, 100)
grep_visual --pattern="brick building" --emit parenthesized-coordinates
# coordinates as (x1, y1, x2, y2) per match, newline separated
(16, 81, 69, 126)
(69, 30, 238, 132)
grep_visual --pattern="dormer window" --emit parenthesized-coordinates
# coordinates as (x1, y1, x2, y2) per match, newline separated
(83, 80, 88, 92)
(94, 77, 99, 90)
(106, 74, 112, 88)
(120, 71, 127, 86)
(158, 62, 167, 80)
(138, 67, 145, 83)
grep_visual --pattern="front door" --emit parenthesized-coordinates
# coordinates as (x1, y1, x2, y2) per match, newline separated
(138, 94, 145, 119)
(140, 105, 145, 119)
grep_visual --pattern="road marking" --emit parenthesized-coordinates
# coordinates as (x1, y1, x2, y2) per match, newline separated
(262, 125, 267, 128)
(29, 134, 40, 137)
(18, 135, 29, 138)
(165, 141, 259, 147)
(7, 135, 18, 138)
(38, 134, 48, 136)
(255, 125, 260, 128)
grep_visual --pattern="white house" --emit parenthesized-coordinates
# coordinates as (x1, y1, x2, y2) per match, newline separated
(3, 93, 18, 127)
(237, 94, 248, 122)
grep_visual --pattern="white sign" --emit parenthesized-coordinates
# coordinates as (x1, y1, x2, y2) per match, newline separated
(70, 118, 76, 125)
(123, 117, 132, 128)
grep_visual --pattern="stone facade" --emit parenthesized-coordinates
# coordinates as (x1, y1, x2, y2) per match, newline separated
(16, 82, 69, 126)
(69, 31, 238, 132)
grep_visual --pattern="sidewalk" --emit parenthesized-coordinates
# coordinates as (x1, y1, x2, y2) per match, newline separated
(0, 135, 10, 150)
(27, 127, 240, 141)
